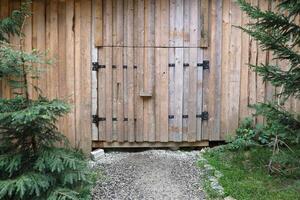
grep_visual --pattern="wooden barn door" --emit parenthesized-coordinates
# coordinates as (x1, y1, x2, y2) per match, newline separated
(92, 0, 209, 147)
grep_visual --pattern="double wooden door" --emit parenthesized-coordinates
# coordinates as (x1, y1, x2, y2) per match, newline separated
(92, 0, 208, 146)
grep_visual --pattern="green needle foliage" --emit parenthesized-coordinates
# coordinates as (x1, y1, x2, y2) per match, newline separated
(0, 2, 94, 199)
(235, 0, 300, 174)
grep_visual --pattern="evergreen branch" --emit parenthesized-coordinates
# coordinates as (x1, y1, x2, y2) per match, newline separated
(249, 64, 300, 98)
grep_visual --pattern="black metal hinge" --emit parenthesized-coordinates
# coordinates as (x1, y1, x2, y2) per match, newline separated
(196, 111, 209, 121)
(197, 60, 209, 70)
(92, 62, 105, 71)
(168, 112, 209, 121)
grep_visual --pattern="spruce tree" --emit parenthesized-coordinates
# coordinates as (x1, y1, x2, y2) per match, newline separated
(0, 2, 94, 199)
(237, 0, 300, 171)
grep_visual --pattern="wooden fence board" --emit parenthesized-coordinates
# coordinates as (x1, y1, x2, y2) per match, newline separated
(200, 0, 209, 47)
(104, 47, 113, 142)
(94, 0, 103, 47)
(196, 48, 203, 140)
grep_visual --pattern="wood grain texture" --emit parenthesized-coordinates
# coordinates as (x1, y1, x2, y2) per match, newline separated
(1, 0, 298, 150)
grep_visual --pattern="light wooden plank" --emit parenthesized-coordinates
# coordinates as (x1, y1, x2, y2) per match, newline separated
(115, 47, 124, 141)
(92, 0, 99, 141)
(144, 0, 155, 47)
(160, 48, 169, 142)
(124, 0, 134, 46)
(187, 48, 197, 142)
(65, 0, 76, 146)
(46, 0, 59, 99)
(239, 0, 251, 121)
(248, 0, 258, 122)
(169, 0, 176, 47)
(174, 0, 184, 47)
(112, 48, 118, 141)
(123, 48, 128, 141)
(168, 48, 176, 141)
(208, 0, 222, 140)
(104, 47, 113, 142)
(134, 0, 144, 47)
(196, 48, 203, 140)
(143, 48, 155, 141)
(221, 0, 230, 136)
(200, 0, 209, 47)
(97, 48, 106, 141)
(112, 0, 124, 46)
(173, 48, 183, 141)
(103, 0, 112, 46)
(126, 47, 135, 142)
(94, 0, 103, 47)
(228, 0, 242, 134)
(135, 47, 144, 141)
(79, 0, 92, 153)
(58, 0, 68, 138)
(74, 0, 81, 148)
(182, 48, 189, 141)
(183, 0, 190, 48)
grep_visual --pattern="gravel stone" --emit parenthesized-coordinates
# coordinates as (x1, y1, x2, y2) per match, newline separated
(92, 150, 206, 200)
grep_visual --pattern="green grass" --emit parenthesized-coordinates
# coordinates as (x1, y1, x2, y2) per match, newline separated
(201, 146, 300, 200)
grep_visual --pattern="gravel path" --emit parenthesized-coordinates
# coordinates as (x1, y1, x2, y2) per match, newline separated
(92, 150, 205, 200)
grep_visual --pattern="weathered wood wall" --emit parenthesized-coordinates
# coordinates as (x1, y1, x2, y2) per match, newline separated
(0, 0, 92, 154)
(1, 0, 299, 151)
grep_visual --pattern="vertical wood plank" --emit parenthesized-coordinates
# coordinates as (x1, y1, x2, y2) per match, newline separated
(187, 47, 197, 142)
(248, 0, 258, 122)
(112, 0, 124, 46)
(168, 48, 176, 141)
(144, 0, 155, 47)
(124, 0, 134, 46)
(174, 0, 184, 47)
(188, 0, 199, 141)
(97, 48, 106, 141)
(65, 0, 76, 146)
(58, 0, 68, 137)
(182, 48, 189, 141)
(183, 0, 190, 47)
(155, 48, 169, 142)
(196, 48, 203, 140)
(79, 0, 92, 153)
(92, 0, 99, 141)
(208, 0, 222, 140)
(200, 0, 209, 47)
(94, 0, 103, 46)
(104, 47, 113, 142)
(46, 0, 58, 99)
(134, 0, 144, 47)
(239, 0, 251, 121)
(116, 47, 124, 141)
(173, 48, 183, 141)
(135, 47, 144, 141)
(169, 0, 176, 47)
(74, 0, 81, 148)
(221, 0, 230, 135)
(126, 47, 135, 142)
(228, 0, 242, 134)
(103, 0, 112, 46)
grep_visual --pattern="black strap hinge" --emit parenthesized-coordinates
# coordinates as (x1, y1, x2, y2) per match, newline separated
(197, 60, 209, 70)
(196, 111, 209, 121)
(92, 62, 105, 71)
